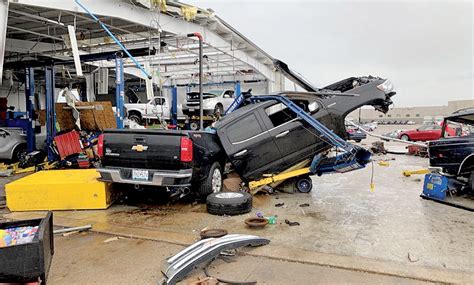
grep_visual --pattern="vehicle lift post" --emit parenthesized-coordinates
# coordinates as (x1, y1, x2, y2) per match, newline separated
(45, 66, 56, 161)
(24, 67, 35, 153)
(234, 81, 241, 100)
(115, 53, 124, 129)
(187, 33, 203, 130)
(170, 85, 178, 128)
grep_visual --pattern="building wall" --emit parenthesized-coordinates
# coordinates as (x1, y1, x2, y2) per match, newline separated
(349, 100, 474, 123)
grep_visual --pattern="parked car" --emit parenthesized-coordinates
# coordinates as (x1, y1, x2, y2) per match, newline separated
(361, 122, 377, 131)
(428, 109, 474, 190)
(125, 96, 184, 124)
(398, 122, 455, 142)
(346, 127, 367, 143)
(98, 76, 395, 195)
(0, 128, 45, 161)
(183, 89, 235, 116)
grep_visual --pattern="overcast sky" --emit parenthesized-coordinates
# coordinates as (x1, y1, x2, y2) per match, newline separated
(185, 0, 472, 107)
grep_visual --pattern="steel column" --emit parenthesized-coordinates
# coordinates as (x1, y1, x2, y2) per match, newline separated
(45, 66, 56, 161)
(24, 67, 36, 152)
(234, 81, 241, 98)
(0, 0, 9, 85)
(170, 85, 178, 128)
(115, 54, 125, 129)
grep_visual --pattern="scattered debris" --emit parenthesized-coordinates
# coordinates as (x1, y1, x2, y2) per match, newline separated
(187, 277, 219, 285)
(299, 203, 310, 207)
(245, 218, 268, 228)
(161, 234, 270, 284)
(103, 236, 122, 243)
(200, 229, 228, 239)
(0, 169, 13, 177)
(53, 224, 92, 235)
(378, 161, 390, 167)
(408, 252, 419, 262)
(402, 169, 430, 177)
(285, 219, 300, 226)
(274, 202, 285, 207)
(370, 141, 387, 154)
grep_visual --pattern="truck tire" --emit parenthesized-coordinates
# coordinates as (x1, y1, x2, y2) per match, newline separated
(296, 176, 313, 193)
(206, 192, 252, 216)
(470, 171, 474, 191)
(214, 104, 224, 115)
(198, 162, 223, 197)
(128, 113, 142, 124)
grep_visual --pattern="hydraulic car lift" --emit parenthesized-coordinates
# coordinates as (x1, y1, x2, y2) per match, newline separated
(247, 95, 371, 190)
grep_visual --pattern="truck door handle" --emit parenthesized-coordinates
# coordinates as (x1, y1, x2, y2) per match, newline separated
(234, 149, 248, 157)
(275, 130, 290, 138)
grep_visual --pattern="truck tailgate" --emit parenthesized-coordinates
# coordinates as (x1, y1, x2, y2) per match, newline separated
(102, 129, 187, 171)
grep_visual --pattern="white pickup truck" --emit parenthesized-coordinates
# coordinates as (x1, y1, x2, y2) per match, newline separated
(183, 89, 235, 116)
(125, 96, 184, 124)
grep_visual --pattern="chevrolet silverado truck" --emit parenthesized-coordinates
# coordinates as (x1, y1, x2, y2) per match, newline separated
(428, 109, 474, 190)
(98, 79, 394, 195)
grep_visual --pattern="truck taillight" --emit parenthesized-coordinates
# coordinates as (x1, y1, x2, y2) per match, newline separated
(97, 134, 104, 158)
(180, 137, 193, 162)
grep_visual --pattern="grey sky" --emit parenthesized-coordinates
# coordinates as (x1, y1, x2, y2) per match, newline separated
(186, 0, 473, 107)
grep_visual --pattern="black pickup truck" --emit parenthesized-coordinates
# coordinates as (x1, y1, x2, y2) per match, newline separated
(98, 76, 394, 196)
(428, 109, 474, 190)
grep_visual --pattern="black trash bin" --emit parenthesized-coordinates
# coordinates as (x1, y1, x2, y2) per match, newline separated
(0, 212, 54, 284)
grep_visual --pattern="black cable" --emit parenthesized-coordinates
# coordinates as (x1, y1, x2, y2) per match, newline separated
(203, 258, 257, 285)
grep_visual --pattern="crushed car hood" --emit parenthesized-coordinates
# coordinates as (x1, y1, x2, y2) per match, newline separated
(443, 110, 474, 126)
(273, 59, 395, 114)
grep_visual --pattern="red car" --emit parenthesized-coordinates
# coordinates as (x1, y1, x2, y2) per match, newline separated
(399, 122, 456, 141)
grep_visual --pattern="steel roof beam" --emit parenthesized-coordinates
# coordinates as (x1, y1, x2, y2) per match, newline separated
(9, 0, 275, 81)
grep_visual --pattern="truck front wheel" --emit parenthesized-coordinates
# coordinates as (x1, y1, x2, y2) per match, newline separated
(198, 162, 222, 197)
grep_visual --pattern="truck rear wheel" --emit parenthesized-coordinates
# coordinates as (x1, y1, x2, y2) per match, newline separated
(206, 192, 252, 216)
(198, 162, 222, 197)
(469, 171, 474, 191)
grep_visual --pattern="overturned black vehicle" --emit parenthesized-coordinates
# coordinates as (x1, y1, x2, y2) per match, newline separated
(216, 60, 395, 181)
(428, 109, 474, 190)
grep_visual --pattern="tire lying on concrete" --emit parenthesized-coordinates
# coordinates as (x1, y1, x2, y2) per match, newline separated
(206, 192, 252, 216)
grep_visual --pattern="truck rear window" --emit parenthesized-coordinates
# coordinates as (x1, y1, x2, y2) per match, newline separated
(227, 114, 263, 143)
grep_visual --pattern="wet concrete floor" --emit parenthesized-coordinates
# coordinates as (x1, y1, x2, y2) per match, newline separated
(1, 125, 473, 284)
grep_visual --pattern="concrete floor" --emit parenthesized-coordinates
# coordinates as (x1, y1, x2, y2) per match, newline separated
(49, 231, 431, 284)
(1, 125, 473, 284)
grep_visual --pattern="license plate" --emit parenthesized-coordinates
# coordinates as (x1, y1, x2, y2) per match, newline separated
(189, 108, 195, 112)
(132, 169, 149, 180)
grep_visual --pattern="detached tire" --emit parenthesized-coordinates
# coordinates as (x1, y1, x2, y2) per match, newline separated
(207, 192, 252, 216)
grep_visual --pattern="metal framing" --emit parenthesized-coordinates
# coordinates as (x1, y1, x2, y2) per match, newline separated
(115, 53, 124, 129)
(45, 65, 56, 161)
(24, 66, 35, 152)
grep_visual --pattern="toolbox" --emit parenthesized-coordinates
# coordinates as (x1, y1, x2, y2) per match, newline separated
(0, 212, 54, 284)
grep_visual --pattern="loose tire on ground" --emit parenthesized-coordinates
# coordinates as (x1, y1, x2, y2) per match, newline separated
(206, 192, 252, 216)
(198, 162, 223, 197)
